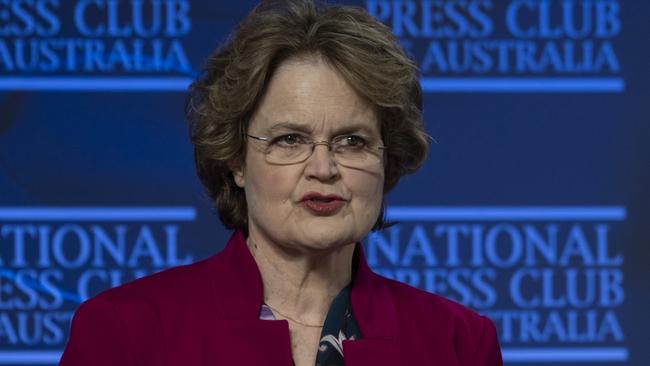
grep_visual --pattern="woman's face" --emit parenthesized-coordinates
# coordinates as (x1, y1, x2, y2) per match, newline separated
(233, 57, 384, 252)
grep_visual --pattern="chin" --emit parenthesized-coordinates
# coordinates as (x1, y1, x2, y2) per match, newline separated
(297, 227, 360, 251)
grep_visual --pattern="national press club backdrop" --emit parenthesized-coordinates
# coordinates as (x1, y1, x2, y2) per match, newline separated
(0, 0, 648, 365)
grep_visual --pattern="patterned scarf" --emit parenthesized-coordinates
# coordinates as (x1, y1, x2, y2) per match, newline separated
(259, 284, 362, 365)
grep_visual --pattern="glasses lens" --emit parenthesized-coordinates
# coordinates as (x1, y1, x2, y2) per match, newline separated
(262, 138, 384, 168)
(335, 148, 383, 168)
(265, 144, 311, 164)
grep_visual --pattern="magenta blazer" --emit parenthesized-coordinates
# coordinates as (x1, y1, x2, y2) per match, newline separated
(60, 230, 502, 365)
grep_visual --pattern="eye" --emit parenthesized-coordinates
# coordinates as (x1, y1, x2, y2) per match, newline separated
(272, 133, 308, 146)
(337, 135, 367, 148)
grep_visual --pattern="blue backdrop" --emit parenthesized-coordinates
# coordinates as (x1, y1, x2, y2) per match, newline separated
(0, 0, 648, 365)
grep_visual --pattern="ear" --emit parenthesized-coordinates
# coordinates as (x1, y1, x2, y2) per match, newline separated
(228, 161, 245, 188)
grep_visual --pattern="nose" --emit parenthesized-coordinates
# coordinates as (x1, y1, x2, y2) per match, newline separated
(303, 142, 339, 181)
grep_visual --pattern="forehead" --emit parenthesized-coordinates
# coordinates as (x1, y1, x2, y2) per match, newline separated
(248, 57, 379, 135)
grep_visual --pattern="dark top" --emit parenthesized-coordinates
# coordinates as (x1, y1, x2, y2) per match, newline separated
(260, 284, 362, 365)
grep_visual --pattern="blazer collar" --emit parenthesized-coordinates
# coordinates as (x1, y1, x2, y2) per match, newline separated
(206, 230, 398, 339)
(207, 230, 264, 320)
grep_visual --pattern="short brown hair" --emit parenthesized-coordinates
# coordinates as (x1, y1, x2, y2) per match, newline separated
(187, 0, 429, 231)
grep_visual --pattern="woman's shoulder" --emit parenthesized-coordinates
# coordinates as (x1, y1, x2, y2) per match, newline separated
(373, 272, 493, 332)
(372, 273, 501, 364)
(60, 256, 219, 366)
(95, 256, 214, 304)
(75, 254, 220, 329)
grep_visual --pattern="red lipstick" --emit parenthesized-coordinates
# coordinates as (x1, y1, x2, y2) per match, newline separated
(300, 192, 346, 215)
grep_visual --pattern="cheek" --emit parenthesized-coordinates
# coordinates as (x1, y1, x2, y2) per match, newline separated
(245, 163, 298, 211)
(349, 170, 384, 212)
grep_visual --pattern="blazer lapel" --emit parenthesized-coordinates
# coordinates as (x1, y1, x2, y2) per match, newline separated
(345, 245, 400, 366)
(343, 339, 400, 365)
(212, 319, 293, 365)
(207, 231, 293, 365)
(206, 231, 400, 366)
(207, 230, 265, 320)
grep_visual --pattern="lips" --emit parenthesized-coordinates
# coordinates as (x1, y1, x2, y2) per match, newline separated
(300, 192, 346, 215)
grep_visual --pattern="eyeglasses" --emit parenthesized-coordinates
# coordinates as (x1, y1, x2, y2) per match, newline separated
(246, 132, 387, 168)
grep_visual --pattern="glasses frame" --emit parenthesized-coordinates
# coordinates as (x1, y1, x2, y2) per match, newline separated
(245, 133, 388, 166)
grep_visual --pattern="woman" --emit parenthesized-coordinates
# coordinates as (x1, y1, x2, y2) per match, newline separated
(60, 1, 502, 365)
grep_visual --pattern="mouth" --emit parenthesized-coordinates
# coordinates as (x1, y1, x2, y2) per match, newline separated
(300, 192, 346, 215)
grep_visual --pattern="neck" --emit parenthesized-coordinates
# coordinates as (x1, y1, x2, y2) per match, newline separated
(246, 230, 356, 325)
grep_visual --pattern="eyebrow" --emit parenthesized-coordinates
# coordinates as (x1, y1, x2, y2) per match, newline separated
(265, 121, 378, 136)
(266, 121, 312, 134)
